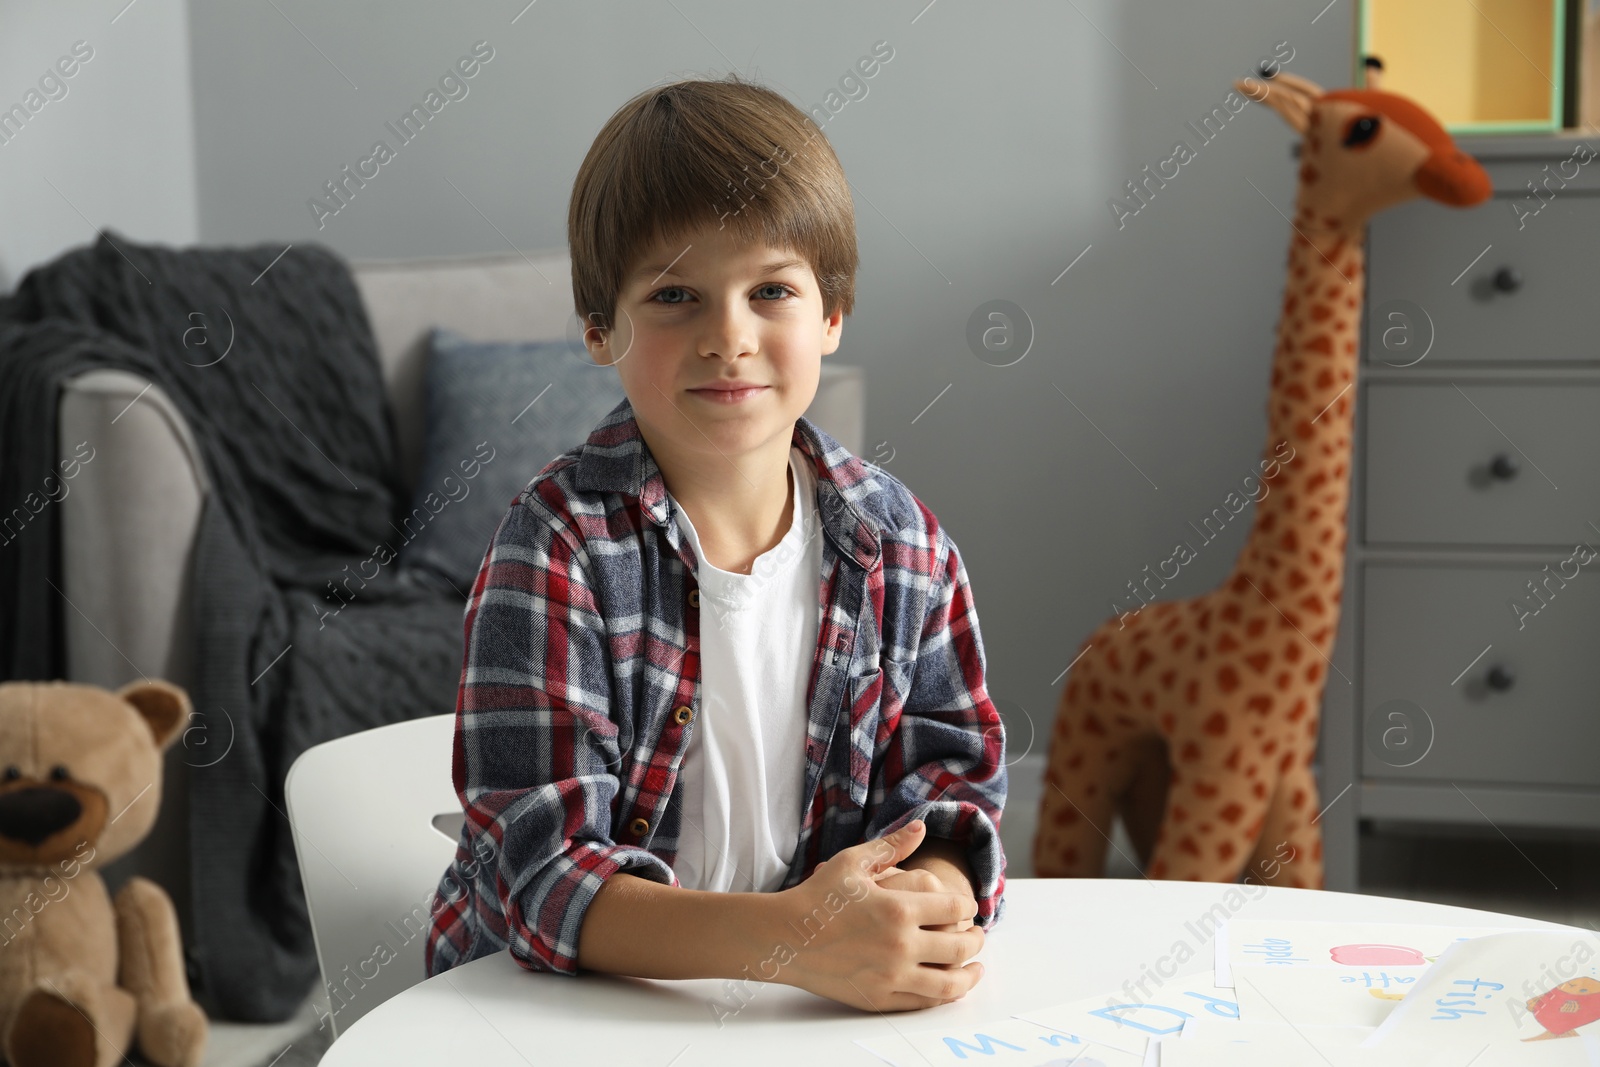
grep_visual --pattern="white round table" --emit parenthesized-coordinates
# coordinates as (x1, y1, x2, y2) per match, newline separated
(319, 878, 1583, 1065)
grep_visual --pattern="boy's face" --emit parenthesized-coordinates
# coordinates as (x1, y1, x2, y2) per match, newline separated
(586, 221, 843, 475)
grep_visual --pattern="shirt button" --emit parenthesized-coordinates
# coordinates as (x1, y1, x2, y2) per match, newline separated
(673, 705, 694, 725)
(629, 817, 650, 837)
(688, 589, 700, 608)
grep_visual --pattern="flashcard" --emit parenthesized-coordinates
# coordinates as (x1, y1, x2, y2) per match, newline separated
(853, 1015, 1140, 1067)
(1231, 963, 1429, 1027)
(1215, 919, 1525, 987)
(1012, 970, 1238, 1056)
(1155, 1034, 1591, 1066)
(1361, 930, 1600, 1052)
(1178, 1016, 1375, 1045)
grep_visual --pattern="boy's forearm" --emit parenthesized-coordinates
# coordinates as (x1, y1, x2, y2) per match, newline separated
(574, 871, 786, 980)
(901, 834, 976, 896)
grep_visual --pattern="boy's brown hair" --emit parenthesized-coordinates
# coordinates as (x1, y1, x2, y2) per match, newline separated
(567, 72, 858, 341)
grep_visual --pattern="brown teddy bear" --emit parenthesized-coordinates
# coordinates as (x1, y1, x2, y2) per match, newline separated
(0, 679, 207, 1067)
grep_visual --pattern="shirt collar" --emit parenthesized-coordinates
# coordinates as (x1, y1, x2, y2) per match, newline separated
(573, 395, 884, 571)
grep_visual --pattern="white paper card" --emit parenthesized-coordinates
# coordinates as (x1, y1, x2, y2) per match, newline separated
(1013, 970, 1238, 1056)
(854, 1015, 1140, 1067)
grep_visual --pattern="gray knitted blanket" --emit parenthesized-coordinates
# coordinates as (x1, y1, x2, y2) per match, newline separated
(0, 231, 462, 1022)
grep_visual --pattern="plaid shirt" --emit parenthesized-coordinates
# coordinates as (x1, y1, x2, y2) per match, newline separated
(424, 398, 1007, 979)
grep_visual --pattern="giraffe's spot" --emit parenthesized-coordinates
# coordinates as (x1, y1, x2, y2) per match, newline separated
(1344, 339, 1356, 354)
(1197, 821, 1212, 835)
(1111, 688, 1130, 705)
(1314, 370, 1334, 390)
(1062, 846, 1079, 866)
(1134, 648, 1154, 674)
(1288, 697, 1308, 722)
(1173, 805, 1190, 824)
(1197, 608, 1212, 632)
(1179, 837, 1201, 857)
(1054, 807, 1078, 826)
(1224, 746, 1242, 770)
(1150, 859, 1168, 877)
(1300, 594, 1326, 616)
(1160, 669, 1176, 690)
(1294, 418, 1315, 441)
(1090, 680, 1103, 701)
(1310, 304, 1333, 322)
(1180, 740, 1201, 762)
(1324, 285, 1341, 299)
(1345, 295, 1357, 308)
(1219, 802, 1244, 824)
(1279, 751, 1295, 774)
(1252, 780, 1268, 799)
(1287, 569, 1308, 590)
(1067, 752, 1084, 769)
(1276, 671, 1292, 692)
(1086, 782, 1098, 797)
(1172, 633, 1189, 652)
(1333, 320, 1347, 333)
(1217, 632, 1240, 654)
(1083, 714, 1107, 737)
(1279, 529, 1299, 552)
(1293, 263, 1308, 279)
(1284, 641, 1303, 663)
(1194, 781, 1219, 798)
(1285, 294, 1298, 315)
(1305, 662, 1323, 684)
(1140, 691, 1155, 709)
(1221, 602, 1242, 624)
(1160, 711, 1175, 732)
(1304, 335, 1334, 355)
(1132, 628, 1149, 643)
(1332, 462, 1345, 478)
(1246, 617, 1267, 639)
(1292, 788, 1306, 809)
(1195, 645, 1209, 663)
(1185, 679, 1199, 704)
(1065, 682, 1079, 701)
(1285, 382, 1308, 401)
(1263, 739, 1278, 755)
(1245, 652, 1272, 675)
(1106, 648, 1122, 672)
(1202, 710, 1228, 736)
(1230, 575, 1250, 594)
(1217, 666, 1240, 693)
(1308, 470, 1328, 491)
(1280, 493, 1295, 513)
(1247, 695, 1273, 714)
(1309, 548, 1323, 565)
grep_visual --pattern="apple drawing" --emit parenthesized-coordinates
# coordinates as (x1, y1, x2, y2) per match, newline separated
(1329, 944, 1427, 966)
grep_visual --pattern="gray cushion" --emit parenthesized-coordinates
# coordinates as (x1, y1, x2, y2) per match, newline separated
(399, 326, 626, 591)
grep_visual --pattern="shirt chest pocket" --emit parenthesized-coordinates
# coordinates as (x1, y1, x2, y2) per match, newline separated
(842, 657, 916, 806)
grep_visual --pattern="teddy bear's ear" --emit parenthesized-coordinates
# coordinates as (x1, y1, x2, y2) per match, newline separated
(116, 679, 192, 752)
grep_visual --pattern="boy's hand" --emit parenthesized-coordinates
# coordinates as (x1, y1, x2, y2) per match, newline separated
(874, 865, 977, 934)
(774, 820, 985, 1013)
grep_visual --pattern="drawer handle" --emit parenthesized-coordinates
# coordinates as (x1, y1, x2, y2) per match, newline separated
(1492, 267, 1522, 294)
(1486, 665, 1515, 692)
(1489, 453, 1520, 480)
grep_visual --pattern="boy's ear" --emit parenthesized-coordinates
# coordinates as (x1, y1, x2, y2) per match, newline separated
(821, 308, 844, 356)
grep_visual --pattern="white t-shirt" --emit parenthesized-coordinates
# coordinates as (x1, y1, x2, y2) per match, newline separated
(668, 446, 823, 893)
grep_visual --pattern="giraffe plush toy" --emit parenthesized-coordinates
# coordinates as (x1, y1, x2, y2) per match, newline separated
(1034, 66, 1491, 887)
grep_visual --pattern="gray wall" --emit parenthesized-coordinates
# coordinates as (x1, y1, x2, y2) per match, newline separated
(0, 0, 199, 289)
(62, 1, 1357, 755)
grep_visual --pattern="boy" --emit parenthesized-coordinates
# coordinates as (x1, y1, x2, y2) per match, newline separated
(424, 73, 1006, 1013)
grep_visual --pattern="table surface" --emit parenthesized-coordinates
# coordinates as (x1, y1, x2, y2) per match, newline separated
(319, 878, 1585, 1066)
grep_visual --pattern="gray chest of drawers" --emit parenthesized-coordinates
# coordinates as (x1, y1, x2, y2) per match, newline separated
(1319, 133, 1600, 892)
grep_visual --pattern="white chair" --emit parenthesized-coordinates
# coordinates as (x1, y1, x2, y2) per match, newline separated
(284, 713, 463, 1040)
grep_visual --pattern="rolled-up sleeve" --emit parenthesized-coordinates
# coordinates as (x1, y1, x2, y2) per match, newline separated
(865, 524, 1008, 929)
(426, 494, 675, 979)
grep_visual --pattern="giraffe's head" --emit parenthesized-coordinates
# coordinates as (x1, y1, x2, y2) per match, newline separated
(1233, 69, 1491, 229)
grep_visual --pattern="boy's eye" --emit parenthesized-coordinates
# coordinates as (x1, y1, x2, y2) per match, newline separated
(647, 283, 798, 305)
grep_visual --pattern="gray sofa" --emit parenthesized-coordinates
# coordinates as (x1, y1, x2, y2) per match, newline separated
(54, 245, 866, 964)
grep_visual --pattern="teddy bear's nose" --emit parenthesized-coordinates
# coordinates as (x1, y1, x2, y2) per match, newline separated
(0, 787, 82, 846)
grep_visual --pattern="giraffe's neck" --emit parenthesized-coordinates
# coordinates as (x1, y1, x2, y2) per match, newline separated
(1228, 214, 1365, 611)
